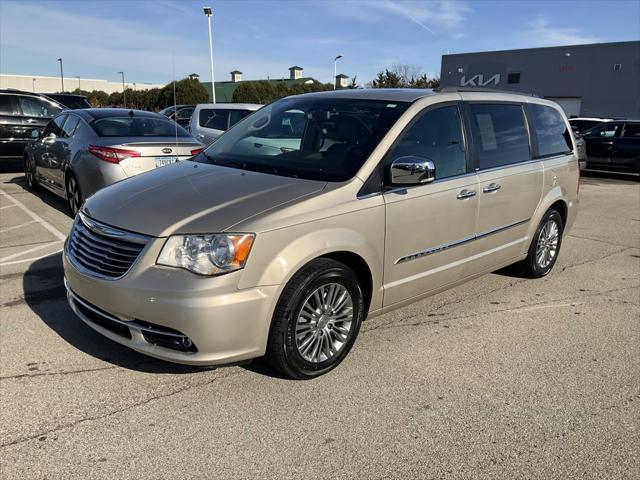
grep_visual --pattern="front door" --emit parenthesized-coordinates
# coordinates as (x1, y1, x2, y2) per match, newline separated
(37, 115, 67, 189)
(383, 104, 479, 308)
(584, 123, 622, 166)
(612, 123, 640, 172)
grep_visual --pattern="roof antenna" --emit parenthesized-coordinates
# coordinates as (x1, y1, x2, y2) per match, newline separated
(128, 109, 134, 117)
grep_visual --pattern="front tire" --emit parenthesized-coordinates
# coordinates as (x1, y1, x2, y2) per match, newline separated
(519, 208, 564, 278)
(266, 258, 364, 379)
(66, 173, 82, 216)
(24, 155, 38, 190)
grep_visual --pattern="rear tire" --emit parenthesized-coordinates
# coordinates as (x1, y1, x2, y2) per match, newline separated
(66, 173, 82, 216)
(266, 258, 364, 380)
(518, 208, 564, 278)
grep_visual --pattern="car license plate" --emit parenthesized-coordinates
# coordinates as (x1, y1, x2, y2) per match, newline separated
(155, 156, 180, 168)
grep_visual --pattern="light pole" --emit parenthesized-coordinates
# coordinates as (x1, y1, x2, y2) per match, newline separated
(32, 78, 36, 92)
(333, 54, 343, 90)
(75, 76, 81, 91)
(57, 58, 65, 92)
(117, 71, 126, 108)
(203, 6, 216, 103)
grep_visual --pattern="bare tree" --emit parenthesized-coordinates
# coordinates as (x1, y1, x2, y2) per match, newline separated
(390, 63, 423, 85)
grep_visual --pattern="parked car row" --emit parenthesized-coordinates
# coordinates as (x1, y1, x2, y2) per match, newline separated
(24, 108, 202, 214)
(1, 89, 65, 164)
(62, 88, 580, 379)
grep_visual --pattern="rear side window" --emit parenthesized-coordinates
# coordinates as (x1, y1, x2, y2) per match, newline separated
(91, 116, 190, 137)
(389, 105, 466, 180)
(175, 107, 194, 120)
(529, 104, 572, 157)
(199, 109, 230, 130)
(43, 114, 67, 138)
(0, 95, 15, 115)
(18, 96, 62, 118)
(229, 110, 251, 128)
(469, 104, 530, 169)
(622, 124, 640, 137)
(61, 115, 81, 137)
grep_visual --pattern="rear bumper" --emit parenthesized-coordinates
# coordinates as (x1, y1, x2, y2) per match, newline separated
(63, 243, 279, 366)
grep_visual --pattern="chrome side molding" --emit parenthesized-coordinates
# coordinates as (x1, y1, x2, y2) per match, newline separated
(395, 218, 530, 264)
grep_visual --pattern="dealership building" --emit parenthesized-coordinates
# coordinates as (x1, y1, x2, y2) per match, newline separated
(440, 41, 640, 118)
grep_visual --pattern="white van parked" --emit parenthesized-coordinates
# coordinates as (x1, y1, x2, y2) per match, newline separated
(190, 103, 261, 145)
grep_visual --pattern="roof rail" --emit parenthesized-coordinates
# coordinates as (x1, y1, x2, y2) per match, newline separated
(434, 86, 539, 97)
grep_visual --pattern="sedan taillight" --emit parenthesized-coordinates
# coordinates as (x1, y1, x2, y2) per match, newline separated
(190, 147, 204, 156)
(88, 145, 141, 164)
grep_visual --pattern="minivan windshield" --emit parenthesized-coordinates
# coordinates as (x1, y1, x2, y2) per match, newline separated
(91, 116, 190, 137)
(195, 97, 409, 181)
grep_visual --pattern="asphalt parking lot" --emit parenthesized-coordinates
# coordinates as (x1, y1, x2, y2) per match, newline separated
(1, 170, 638, 479)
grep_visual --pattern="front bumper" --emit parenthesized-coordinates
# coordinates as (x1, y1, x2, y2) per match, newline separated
(63, 242, 279, 366)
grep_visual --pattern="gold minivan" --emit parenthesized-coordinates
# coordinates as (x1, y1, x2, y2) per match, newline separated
(63, 89, 579, 379)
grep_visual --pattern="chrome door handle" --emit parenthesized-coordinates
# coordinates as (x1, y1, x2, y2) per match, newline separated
(456, 189, 476, 200)
(602, 141, 613, 145)
(483, 183, 501, 193)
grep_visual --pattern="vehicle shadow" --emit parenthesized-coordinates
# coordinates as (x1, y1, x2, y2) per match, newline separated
(24, 253, 210, 374)
(580, 169, 639, 185)
(24, 252, 286, 377)
(3, 174, 72, 218)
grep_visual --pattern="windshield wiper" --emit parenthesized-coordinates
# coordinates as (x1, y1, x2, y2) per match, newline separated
(200, 153, 299, 178)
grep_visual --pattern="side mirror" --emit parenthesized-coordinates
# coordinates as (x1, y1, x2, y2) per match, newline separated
(388, 156, 436, 186)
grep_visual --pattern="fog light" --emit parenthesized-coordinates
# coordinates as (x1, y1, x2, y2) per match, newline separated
(181, 337, 194, 349)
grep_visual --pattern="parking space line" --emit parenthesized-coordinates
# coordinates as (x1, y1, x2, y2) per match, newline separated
(0, 188, 67, 241)
(0, 241, 61, 263)
(0, 220, 37, 234)
(0, 204, 17, 210)
(0, 248, 63, 266)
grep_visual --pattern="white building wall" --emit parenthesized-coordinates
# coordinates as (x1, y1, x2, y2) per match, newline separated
(0, 74, 164, 94)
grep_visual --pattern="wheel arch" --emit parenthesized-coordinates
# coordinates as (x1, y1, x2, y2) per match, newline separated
(318, 251, 373, 316)
(239, 226, 383, 316)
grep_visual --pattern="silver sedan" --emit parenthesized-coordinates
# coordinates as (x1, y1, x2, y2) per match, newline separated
(23, 109, 203, 215)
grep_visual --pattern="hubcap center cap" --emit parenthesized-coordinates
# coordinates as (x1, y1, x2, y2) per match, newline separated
(317, 314, 330, 329)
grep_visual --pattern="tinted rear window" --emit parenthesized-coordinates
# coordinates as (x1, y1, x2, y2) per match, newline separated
(622, 124, 640, 138)
(529, 104, 572, 157)
(199, 109, 252, 131)
(0, 95, 14, 115)
(91, 116, 190, 137)
(469, 104, 530, 169)
(49, 95, 91, 109)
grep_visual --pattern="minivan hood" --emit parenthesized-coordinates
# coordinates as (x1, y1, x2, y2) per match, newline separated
(82, 161, 326, 237)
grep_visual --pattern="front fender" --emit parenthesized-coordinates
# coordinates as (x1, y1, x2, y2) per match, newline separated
(238, 206, 385, 312)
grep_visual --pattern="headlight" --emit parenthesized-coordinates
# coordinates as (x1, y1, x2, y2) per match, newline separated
(157, 234, 255, 276)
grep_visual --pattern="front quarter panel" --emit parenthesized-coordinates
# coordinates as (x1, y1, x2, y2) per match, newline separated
(238, 194, 386, 313)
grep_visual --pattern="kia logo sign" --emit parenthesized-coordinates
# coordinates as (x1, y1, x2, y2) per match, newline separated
(162, 148, 172, 154)
(460, 73, 501, 87)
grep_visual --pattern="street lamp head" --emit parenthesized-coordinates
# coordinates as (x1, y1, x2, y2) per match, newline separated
(203, 6, 212, 16)
(334, 55, 343, 61)
(57, 58, 62, 62)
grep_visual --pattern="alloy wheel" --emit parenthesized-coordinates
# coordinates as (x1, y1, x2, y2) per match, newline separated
(25, 158, 35, 188)
(295, 283, 354, 363)
(67, 176, 81, 215)
(536, 219, 559, 269)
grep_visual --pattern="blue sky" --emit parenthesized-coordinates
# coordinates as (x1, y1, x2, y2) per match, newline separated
(1, 0, 638, 86)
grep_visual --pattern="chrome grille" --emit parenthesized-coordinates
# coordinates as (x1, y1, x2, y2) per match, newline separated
(67, 212, 149, 279)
